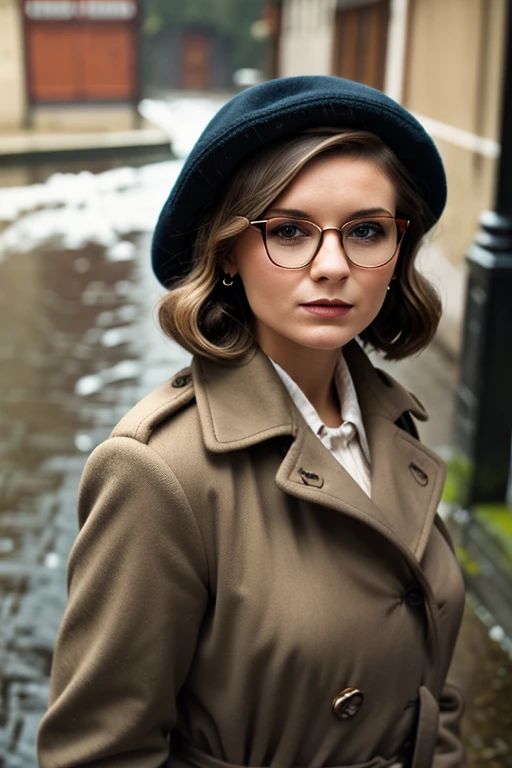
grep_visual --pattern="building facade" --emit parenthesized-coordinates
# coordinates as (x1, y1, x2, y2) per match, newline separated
(0, 0, 141, 133)
(0, 0, 26, 130)
(271, 0, 508, 357)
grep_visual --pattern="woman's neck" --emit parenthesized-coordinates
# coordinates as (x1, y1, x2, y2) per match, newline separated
(266, 345, 343, 428)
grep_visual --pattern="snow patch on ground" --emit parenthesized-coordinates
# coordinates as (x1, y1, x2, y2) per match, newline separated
(138, 96, 227, 159)
(0, 161, 183, 255)
(0, 97, 225, 258)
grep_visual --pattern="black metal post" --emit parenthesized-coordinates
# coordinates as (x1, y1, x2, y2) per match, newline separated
(454, 0, 512, 505)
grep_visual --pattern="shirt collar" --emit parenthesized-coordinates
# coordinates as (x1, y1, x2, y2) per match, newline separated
(335, 353, 371, 462)
(269, 351, 371, 463)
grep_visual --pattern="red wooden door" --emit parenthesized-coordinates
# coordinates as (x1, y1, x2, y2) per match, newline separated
(25, 1, 138, 103)
(332, 0, 390, 91)
(81, 23, 135, 99)
(27, 23, 78, 101)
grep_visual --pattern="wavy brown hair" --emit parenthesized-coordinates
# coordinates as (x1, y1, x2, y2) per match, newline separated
(158, 130, 441, 361)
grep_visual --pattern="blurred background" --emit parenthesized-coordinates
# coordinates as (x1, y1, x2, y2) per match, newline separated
(0, 0, 511, 765)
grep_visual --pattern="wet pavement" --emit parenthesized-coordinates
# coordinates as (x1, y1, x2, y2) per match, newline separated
(0, 157, 511, 766)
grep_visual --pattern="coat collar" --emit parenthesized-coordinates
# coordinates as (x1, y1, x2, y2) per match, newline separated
(192, 342, 445, 563)
(192, 349, 296, 452)
(192, 341, 427, 452)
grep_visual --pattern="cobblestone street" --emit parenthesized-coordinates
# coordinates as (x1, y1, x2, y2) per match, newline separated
(0, 159, 511, 766)
(0, 223, 190, 765)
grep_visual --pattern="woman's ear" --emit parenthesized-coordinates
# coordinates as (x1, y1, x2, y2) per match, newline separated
(219, 252, 237, 277)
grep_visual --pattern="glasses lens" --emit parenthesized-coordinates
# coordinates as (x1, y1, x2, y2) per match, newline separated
(343, 217, 400, 267)
(264, 218, 320, 267)
(261, 217, 404, 268)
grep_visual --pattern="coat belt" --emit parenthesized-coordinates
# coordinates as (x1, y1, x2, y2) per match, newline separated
(168, 743, 403, 768)
(167, 686, 439, 768)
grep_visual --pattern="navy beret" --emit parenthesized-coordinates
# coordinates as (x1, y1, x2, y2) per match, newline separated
(152, 75, 446, 287)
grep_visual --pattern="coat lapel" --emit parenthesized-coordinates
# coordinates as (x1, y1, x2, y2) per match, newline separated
(343, 342, 446, 561)
(273, 423, 409, 557)
(193, 343, 445, 561)
(365, 413, 446, 560)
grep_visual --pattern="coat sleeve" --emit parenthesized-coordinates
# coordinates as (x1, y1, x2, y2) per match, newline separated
(37, 436, 209, 768)
(433, 683, 467, 767)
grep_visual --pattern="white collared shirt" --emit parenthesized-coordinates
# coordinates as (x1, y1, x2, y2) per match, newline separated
(270, 354, 372, 497)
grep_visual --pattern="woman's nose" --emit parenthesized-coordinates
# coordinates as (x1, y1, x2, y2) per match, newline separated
(308, 229, 351, 281)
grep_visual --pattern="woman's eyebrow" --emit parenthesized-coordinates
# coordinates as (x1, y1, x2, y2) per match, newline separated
(265, 206, 395, 219)
(350, 207, 394, 218)
(266, 207, 309, 218)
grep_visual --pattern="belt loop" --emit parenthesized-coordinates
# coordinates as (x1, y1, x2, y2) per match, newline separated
(410, 686, 439, 768)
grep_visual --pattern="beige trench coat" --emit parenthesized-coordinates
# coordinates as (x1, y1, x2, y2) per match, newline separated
(37, 341, 466, 768)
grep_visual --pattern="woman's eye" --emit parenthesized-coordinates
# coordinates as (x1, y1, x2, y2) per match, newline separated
(269, 222, 305, 240)
(348, 221, 384, 240)
(279, 224, 300, 238)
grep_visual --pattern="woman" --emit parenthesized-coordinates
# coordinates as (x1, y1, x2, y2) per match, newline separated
(38, 76, 466, 768)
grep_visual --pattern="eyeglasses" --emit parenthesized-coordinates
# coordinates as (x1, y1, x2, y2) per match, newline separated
(247, 215, 410, 269)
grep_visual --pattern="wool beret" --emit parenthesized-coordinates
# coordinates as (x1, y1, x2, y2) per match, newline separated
(152, 75, 446, 287)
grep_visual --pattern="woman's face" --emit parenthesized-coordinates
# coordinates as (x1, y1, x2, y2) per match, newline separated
(227, 153, 401, 361)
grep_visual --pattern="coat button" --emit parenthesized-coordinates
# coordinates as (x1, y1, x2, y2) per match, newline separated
(408, 462, 428, 486)
(332, 688, 364, 719)
(172, 373, 192, 388)
(297, 467, 324, 488)
(404, 583, 424, 608)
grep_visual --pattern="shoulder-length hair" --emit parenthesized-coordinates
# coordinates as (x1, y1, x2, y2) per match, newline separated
(158, 130, 441, 361)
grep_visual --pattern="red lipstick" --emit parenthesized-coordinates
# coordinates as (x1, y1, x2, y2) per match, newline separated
(301, 299, 353, 318)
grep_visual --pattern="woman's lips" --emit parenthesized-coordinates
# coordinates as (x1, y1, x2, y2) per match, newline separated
(301, 299, 353, 318)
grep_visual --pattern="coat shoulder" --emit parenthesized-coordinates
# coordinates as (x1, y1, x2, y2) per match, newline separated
(111, 366, 195, 444)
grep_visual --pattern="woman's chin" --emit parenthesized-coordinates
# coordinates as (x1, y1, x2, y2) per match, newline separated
(293, 329, 360, 351)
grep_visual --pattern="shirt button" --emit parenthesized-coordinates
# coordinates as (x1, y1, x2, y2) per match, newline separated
(340, 421, 356, 442)
(332, 688, 364, 719)
(404, 583, 424, 608)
